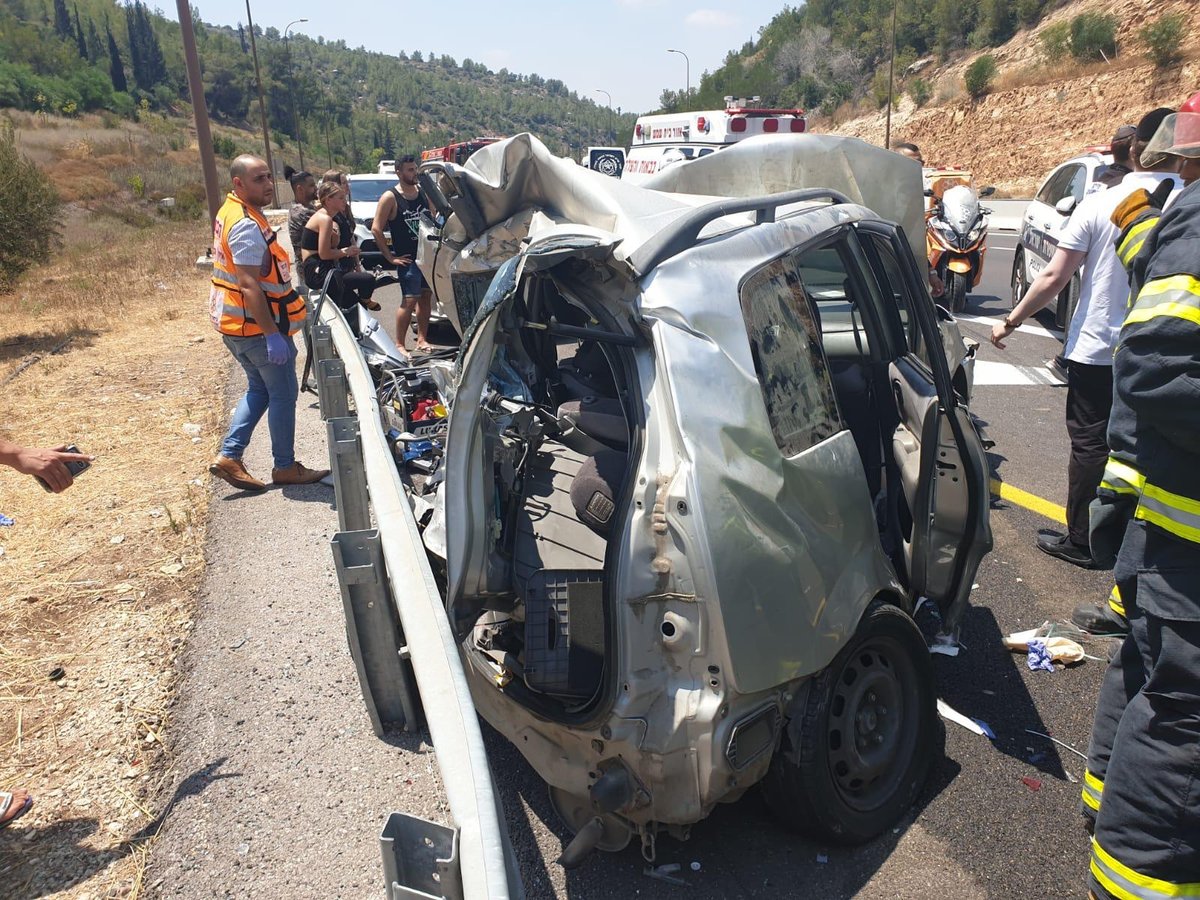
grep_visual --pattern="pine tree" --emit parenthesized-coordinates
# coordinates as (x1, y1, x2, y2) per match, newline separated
(86, 19, 103, 63)
(52, 0, 70, 39)
(238, 24, 248, 53)
(72, 5, 86, 59)
(125, 3, 145, 89)
(133, 2, 167, 88)
(106, 20, 127, 94)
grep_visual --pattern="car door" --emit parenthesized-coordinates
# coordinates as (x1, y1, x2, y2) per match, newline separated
(854, 222, 992, 631)
(1023, 162, 1082, 276)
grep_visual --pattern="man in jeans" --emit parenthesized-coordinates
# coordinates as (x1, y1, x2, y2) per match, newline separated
(989, 108, 1181, 567)
(208, 154, 329, 492)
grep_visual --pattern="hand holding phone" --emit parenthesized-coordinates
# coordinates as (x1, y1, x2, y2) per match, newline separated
(32, 444, 93, 493)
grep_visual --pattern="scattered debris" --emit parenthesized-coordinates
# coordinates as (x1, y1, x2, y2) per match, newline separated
(0, 513, 13, 527)
(182, 423, 203, 437)
(937, 699, 995, 739)
(816, 853, 829, 864)
(1025, 729, 1089, 761)
(110, 534, 126, 544)
(1020, 776, 1042, 792)
(930, 632, 961, 657)
(644, 863, 687, 886)
(1004, 625, 1086, 670)
(48, 666, 66, 681)
(690, 861, 701, 872)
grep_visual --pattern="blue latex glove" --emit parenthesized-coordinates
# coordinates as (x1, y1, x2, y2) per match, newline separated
(265, 332, 289, 366)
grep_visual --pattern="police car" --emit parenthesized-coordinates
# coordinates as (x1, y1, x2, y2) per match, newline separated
(1011, 152, 1113, 327)
(623, 97, 806, 184)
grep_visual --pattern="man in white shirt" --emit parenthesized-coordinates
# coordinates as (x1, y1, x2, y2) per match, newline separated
(989, 108, 1182, 568)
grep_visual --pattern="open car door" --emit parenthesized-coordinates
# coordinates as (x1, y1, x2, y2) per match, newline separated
(856, 223, 992, 632)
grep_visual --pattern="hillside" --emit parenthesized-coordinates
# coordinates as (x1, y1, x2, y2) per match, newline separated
(0, 0, 632, 172)
(827, 0, 1198, 194)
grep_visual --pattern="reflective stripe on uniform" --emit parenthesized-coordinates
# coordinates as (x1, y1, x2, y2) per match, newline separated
(1109, 585, 1126, 617)
(1082, 769, 1104, 812)
(1136, 482, 1200, 545)
(1101, 458, 1146, 496)
(212, 262, 297, 300)
(1124, 275, 1200, 329)
(1090, 838, 1200, 899)
(1117, 217, 1157, 268)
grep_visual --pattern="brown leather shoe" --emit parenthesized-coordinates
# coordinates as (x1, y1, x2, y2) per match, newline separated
(209, 456, 267, 492)
(271, 461, 331, 486)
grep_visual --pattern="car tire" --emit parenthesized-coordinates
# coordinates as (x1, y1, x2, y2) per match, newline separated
(946, 271, 969, 314)
(1010, 249, 1028, 309)
(761, 601, 938, 845)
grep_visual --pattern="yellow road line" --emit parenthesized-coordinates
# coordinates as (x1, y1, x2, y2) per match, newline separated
(990, 478, 1067, 525)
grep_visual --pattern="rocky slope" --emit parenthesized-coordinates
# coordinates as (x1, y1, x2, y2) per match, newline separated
(830, 0, 1197, 195)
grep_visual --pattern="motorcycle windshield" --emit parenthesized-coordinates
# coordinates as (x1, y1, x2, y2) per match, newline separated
(941, 185, 980, 234)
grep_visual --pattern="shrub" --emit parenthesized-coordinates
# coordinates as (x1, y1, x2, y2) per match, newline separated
(1070, 12, 1118, 62)
(1040, 22, 1072, 62)
(109, 91, 137, 119)
(870, 69, 891, 108)
(1139, 14, 1185, 69)
(908, 77, 932, 108)
(0, 123, 62, 291)
(964, 55, 998, 99)
(212, 134, 237, 158)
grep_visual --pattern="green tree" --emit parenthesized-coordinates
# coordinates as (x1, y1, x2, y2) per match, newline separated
(1070, 12, 1117, 61)
(964, 54, 997, 99)
(86, 18, 102, 63)
(0, 121, 61, 291)
(908, 77, 931, 107)
(1139, 14, 1185, 69)
(1040, 21, 1071, 62)
(106, 20, 126, 94)
(52, 0, 70, 39)
(72, 5, 86, 58)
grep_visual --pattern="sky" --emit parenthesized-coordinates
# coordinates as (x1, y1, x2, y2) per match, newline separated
(165, 0, 791, 114)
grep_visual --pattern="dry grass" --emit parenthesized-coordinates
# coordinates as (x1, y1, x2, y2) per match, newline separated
(0, 197, 227, 895)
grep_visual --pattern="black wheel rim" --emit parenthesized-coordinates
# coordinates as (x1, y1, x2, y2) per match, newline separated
(826, 636, 921, 813)
(1011, 253, 1025, 308)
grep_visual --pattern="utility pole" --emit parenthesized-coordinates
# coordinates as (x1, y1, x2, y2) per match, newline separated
(884, 0, 898, 150)
(176, 0, 220, 221)
(245, 1, 274, 183)
(285, 18, 307, 170)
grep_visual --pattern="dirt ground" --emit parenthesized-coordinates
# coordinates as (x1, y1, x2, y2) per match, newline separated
(0, 215, 223, 898)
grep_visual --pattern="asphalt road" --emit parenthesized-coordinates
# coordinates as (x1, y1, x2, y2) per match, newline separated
(150, 228, 1120, 899)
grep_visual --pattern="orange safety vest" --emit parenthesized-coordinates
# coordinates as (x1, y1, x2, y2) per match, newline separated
(209, 192, 306, 337)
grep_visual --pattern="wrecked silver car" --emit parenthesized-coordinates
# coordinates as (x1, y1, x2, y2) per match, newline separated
(395, 134, 992, 863)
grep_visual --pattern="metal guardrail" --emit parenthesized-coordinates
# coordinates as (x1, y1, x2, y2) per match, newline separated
(310, 301, 524, 900)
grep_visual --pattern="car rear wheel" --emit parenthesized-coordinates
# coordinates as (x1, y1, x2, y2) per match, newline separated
(1010, 249, 1028, 309)
(762, 601, 938, 845)
(946, 271, 969, 313)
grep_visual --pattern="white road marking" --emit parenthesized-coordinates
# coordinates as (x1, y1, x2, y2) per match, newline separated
(956, 312, 1064, 341)
(973, 360, 1067, 386)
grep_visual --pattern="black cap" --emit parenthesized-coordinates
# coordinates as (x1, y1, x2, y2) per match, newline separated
(1137, 108, 1174, 141)
(1111, 124, 1136, 143)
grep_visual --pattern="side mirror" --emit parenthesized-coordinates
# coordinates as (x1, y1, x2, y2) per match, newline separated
(1055, 196, 1078, 216)
(979, 185, 996, 197)
(923, 188, 934, 197)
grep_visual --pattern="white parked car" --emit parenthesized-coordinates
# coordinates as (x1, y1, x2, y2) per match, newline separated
(345, 173, 402, 269)
(1010, 152, 1114, 327)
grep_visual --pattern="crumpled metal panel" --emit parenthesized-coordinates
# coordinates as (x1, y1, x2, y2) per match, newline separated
(638, 204, 902, 694)
(640, 133, 929, 271)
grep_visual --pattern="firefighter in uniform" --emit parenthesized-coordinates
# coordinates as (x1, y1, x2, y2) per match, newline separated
(208, 154, 329, 492)
(1082, 109, 1200, 900)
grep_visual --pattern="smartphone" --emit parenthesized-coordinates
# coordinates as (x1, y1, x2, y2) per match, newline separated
(36, 444, 91, 492)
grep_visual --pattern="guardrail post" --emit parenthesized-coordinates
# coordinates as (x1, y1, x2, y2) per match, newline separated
(381, 813, 463, 900)
(327, 417, 371, 533)
(331, 529, 423, 736)
(317, 357, 350, 421)
(312, 322, 332, 363)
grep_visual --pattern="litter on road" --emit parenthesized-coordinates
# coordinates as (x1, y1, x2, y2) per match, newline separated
(937, 699, 995, 739)
(1025, 729, 1089, 761)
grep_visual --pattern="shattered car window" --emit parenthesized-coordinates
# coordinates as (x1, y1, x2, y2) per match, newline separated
(740, 255, 843, 457)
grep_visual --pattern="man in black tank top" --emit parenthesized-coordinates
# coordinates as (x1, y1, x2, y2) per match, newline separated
(371, 156, 436, 352)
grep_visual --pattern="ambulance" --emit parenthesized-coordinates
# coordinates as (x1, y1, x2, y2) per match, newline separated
(623, 96, 807, 184)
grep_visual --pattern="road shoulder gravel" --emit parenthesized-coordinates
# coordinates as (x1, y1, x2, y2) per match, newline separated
(145, 363, 448, 899)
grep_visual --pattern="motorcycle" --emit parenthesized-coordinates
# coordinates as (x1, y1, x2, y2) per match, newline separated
(925, 174, 995, 313)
